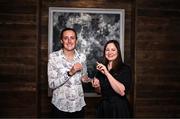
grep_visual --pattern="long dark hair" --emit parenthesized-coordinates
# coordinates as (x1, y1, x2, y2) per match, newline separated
(103, 40, 123, 71)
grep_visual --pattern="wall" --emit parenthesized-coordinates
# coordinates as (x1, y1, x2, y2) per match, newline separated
(0, 0, 38, 117)
(0, 0, 180, 118)
(134, 0, 180, 117)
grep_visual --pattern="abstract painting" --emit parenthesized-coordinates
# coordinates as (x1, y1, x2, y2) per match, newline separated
(48, 7, 125, 95)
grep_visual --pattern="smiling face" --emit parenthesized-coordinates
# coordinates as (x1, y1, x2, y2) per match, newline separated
(105, 43, 118, 62)
(61, 30, 77, 51)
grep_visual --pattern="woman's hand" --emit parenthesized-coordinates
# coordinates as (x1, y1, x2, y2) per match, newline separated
(91, 77, 100, 88)
(91, 77, 101, 93)
(81, 76, 91, 83)
(96, 62, 108, 75)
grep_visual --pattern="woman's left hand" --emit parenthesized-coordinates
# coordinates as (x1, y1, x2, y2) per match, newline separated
(91, 77, 100, 88)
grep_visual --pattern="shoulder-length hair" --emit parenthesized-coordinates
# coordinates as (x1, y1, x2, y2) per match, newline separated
(103, 40, 123, 71)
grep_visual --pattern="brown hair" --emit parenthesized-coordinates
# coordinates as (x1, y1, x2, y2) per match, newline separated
(103, 40, 123, 71)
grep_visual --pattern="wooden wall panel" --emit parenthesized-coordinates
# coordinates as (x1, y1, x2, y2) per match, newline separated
(0, 0, 38, 117)
(0, 92, 37, 117)
(0, 0, 180, 118)
(135, 0, 180, 117)
(137, 0, 180, 9)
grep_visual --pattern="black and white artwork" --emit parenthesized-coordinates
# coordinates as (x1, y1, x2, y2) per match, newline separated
(48, 7, 125, 95)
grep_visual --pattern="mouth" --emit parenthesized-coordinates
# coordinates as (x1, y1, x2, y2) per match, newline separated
(66, 44, 73, 47)
(108, 55, 114, 58)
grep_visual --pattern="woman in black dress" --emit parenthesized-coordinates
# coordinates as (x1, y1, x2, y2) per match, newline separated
(92, 40, 132, 118)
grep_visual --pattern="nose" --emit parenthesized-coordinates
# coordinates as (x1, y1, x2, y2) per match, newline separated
(67, 38, 73, 43)
(67, 38, 70, 42)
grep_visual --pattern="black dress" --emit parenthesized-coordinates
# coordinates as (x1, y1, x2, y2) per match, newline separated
(95, 64, 132, 118)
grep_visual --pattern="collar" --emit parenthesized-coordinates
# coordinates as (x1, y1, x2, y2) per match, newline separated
(59, 49, 79, 60)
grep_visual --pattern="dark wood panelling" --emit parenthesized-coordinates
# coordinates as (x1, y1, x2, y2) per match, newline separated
(0, 91, 36, 117)
(0, 0, 180, 118)
(0, 0, 38, 117)
(135, 0, 180, 117)
(0, 0, 36, 14)
(137, 0, 180, 9)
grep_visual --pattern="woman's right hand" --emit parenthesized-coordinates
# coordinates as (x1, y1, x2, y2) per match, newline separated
(96, 62, 108, 75)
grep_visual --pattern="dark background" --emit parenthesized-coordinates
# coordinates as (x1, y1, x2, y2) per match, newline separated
(0, 0, 180, 118)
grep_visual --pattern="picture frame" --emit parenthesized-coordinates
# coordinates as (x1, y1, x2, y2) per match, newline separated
(48, 7, 125, 97)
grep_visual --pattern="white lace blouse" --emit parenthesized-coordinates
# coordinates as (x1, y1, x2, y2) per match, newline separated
(48, 49, 87, 112)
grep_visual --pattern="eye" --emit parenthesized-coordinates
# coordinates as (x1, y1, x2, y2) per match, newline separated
(63, 36, 68, 40)
(70, 36, 76, 40)
(105, 48, 109, 52)
(112, 48, 116, 51)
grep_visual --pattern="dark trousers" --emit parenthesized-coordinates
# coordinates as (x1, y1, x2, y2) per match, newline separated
(51, 104, 85, 118)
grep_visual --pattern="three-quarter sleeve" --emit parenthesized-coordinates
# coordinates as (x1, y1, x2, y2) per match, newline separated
(114, 65, 132, 94)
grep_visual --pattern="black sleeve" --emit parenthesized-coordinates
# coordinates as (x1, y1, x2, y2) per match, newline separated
(114, 65, 132, 94)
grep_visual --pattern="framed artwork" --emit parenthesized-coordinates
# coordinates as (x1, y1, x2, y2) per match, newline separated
(48, 7, 125, 97)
